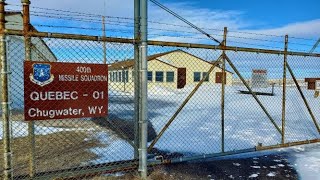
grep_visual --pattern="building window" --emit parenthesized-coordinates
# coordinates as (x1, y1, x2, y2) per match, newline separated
(122, 71, 125, 82)
(148, 71, 153, 82)
(156, 71, 164, 82)
(125, 70, 129, 82)
(109, 72, 113, 82)
(202, 72, 209, 82)
(118, 72, 121, 82)
(166, 71, 174, 82)
(194, 72, 201, 82)
(113, 72, 117, 82)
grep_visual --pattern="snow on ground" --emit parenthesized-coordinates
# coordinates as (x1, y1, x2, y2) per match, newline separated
(109, 84, 320, 178)
(89, 131, 134, 164)
(106, 84, 319, 157)
(208, 143, 320, 180)
(280, 143, 320, 180)
(267, 172, 276, 177)
(248, 173, 259, 178)
(142, 84, 320, 154)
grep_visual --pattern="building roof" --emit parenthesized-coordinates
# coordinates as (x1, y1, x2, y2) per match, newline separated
(5, 12, 58, 61)
(109, 49, 233, 74)
(305, 78, 320, 82)
(109, 49, 225, 69)
(5, 11, 21, 16)
(109, 50, 178, 70)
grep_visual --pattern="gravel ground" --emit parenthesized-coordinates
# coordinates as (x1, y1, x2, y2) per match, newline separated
(147, 153, 298, 180)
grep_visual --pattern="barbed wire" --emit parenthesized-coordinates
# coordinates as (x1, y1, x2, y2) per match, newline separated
(7, 3, 319, 42)
(5, 3, 319, 50)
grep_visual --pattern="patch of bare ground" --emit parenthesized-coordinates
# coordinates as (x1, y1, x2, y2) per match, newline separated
(0, 130, 105, 178)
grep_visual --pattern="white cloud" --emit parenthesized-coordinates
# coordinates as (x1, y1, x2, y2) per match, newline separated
(244, 19, 320, 38)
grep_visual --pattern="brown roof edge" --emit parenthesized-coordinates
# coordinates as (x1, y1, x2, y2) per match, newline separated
(305, 78, 320, 82)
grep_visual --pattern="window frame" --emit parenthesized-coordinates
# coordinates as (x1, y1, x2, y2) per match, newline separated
(202, 72, 209, 82)
(166, 71, 175, 83)
(194, 72, 201, 82)
(147, 71, 153, 82)
(155, 71, 164, 82)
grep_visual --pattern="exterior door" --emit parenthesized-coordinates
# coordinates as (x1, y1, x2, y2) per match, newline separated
(177, 68, 186, 89)
(215, 72, 226, 84)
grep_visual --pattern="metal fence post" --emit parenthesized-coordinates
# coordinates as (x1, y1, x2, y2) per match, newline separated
(22, 0, 35, 178)
(138, 0, 148, 178)
(134, 0, 140, 160)
(221, 27, 227, 153)
(0, 1, 13, 179)
(281, 35, 288, 144)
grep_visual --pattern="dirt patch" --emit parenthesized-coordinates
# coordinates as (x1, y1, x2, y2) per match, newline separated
(0, 131, 104, 178)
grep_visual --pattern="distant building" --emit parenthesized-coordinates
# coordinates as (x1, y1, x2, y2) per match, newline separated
(252, 69, 268, 88)
(0, 12, 57, 109)
(109, 49, 233, 92)
(305, 78, 320, 90)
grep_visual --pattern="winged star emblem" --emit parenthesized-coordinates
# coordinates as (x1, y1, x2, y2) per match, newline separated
(29, 63, 54, 86)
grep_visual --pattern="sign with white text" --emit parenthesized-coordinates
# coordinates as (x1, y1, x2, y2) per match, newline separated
(24, 61, 108, 121)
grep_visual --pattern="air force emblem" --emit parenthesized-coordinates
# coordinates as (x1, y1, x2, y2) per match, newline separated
(29, 63, 54, 86)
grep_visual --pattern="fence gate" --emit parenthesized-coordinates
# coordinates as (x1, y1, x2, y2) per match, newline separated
(0, 1, 320, 179)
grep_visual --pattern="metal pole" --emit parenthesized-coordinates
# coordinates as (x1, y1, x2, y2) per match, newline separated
(221, 27, 227, 153)
(139, 0, 148, 179)
(0, 1, 13, 179)
(133, 0, 140, 160)
(102, 16, 107, 64)
(22, 0, 35, 178)
(281, 35, 288, 144)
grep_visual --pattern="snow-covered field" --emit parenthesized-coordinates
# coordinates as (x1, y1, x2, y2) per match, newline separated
(285, 143, 320, 180)
(143, 84, 320, 154)
(103, 84, 320, 161)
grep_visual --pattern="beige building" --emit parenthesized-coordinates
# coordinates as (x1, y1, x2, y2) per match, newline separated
(109, 50, 233, 93)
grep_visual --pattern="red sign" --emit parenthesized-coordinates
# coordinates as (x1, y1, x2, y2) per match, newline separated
(253, 69, 267, 74)
(24, 61, 108, 121)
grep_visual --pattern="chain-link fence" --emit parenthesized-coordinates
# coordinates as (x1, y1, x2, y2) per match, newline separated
(0, 2, 320, 180)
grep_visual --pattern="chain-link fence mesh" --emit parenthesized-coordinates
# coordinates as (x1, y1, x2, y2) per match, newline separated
(1, 18, 320, 180)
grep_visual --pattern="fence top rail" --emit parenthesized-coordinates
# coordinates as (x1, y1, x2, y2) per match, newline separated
(5, 29, 320, 58)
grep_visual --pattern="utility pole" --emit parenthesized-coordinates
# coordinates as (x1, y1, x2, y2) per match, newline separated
(133, 0, 140, 160)
(138, 0, 148, 179)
